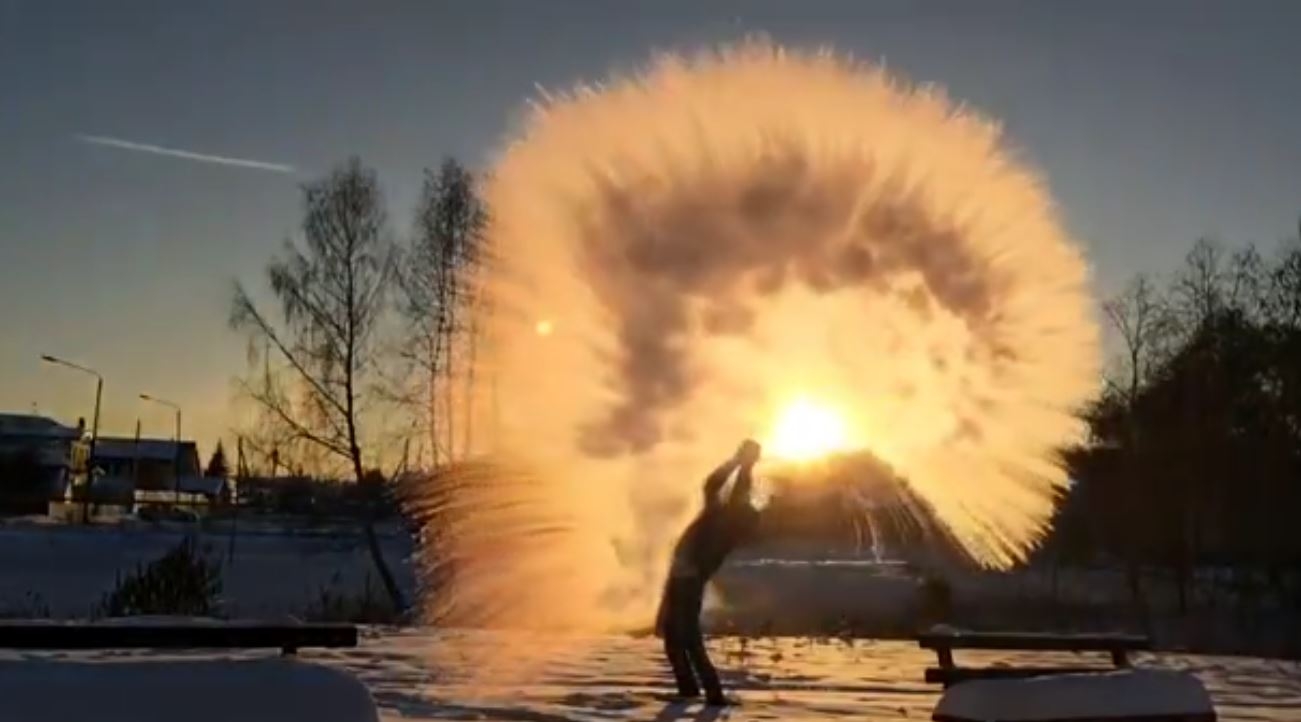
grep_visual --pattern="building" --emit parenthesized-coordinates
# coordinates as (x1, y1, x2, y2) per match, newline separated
(0, 413, 82, 513)
(92, 437, 231, 507)
(91, 437, 201, 493)
(0, 413, 82, 466)
(2, 413, 229, 517)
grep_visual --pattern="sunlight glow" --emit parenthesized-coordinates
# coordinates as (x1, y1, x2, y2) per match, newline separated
(767, 397, 853, 462)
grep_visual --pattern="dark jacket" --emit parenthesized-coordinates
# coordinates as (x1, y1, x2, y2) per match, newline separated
(668, 459, 760, 583)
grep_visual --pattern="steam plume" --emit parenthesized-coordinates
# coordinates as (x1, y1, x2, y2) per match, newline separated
(415, 42, 1099, 636)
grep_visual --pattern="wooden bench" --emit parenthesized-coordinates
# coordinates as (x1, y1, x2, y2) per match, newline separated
(0, 621, 358, 656)
(918, 629, 1150, 687)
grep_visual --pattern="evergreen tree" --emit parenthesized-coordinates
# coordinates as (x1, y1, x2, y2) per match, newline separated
(204, 441, 230, 478)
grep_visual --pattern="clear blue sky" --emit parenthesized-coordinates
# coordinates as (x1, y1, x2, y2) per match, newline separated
(2, 0, 1299, 457)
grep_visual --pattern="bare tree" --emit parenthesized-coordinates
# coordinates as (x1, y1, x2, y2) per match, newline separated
(231, 157, 406, 612)
(1264, 228, 1301, 328)
(1103, 274, 1174, 405)
(396, 158, 487, 465)
(1099, 273, 1183, 608)
(1174, 238, 1226, 329)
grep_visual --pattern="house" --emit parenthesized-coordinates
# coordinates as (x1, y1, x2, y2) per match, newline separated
(4, 415, 230, 518)
(134, 475, 232, 507)
(92, 437, 233, 507)
(0, 413, 81, 464)
(91, 437, 201, 493)
(0, 413, 81, 513)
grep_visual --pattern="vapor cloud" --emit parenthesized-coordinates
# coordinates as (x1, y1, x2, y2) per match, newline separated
(417, 42, 1100, 638)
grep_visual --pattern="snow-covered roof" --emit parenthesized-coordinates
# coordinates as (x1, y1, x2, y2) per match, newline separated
(0, 413, 80, 440)
(92, 438, 198, 463)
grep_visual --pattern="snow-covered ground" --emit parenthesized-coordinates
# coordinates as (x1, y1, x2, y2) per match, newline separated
(1, 521, 1298, 719)
(0, 522, 414, 617)
(6, 629, 1297, 721)
(4, 522, 1298, 658)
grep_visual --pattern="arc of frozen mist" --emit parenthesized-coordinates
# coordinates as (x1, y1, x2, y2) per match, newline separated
(75, 134, 297, 174)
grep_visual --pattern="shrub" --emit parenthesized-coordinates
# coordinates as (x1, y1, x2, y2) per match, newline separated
(99, 537, 222, 617)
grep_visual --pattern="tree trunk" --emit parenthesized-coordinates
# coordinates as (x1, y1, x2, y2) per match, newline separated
(363, 514, 406, 614)
(462, 312, 476, 459)
(351, 449, 407, 615)
(427, 334, 440, 467)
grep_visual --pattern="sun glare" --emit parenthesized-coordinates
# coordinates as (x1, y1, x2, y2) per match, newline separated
(767, 397, 853, 462)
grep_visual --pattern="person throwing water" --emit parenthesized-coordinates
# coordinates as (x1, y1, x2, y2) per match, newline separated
(657, 439, 763, 706)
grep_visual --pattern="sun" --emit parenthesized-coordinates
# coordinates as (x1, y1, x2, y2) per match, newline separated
(767, 397, 853, 462)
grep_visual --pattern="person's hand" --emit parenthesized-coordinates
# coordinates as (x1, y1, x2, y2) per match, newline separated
(735, 439, 762, 466)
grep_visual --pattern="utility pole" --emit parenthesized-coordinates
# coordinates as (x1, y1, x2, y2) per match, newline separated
(139, 394, 182, 506)
(132, 419, 141, 512)
(41, 354, 102, 524)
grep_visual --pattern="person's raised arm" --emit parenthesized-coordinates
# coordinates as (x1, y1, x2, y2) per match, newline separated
(703, 440, 761, 508)
(729, 461, 754, 508)
(702, 458, 740, 508)
(719, 439, 762, 508)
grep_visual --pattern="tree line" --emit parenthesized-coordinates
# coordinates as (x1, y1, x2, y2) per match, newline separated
(1055, 223, 1301, 612)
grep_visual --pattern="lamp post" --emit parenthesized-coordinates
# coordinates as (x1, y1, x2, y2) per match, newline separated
(41, 354, 102, 523)
(139, 394, 182, 505)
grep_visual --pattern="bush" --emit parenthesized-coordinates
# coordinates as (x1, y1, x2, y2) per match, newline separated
(300, 573, 399, 624)
(99, 537, 222, 617)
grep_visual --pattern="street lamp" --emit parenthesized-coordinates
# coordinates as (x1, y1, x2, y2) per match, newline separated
(41, 354, 102, 523)
(139, 394, 182, 504)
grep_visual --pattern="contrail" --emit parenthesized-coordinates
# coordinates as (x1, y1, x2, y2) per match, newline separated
(74, 134, 296, 174)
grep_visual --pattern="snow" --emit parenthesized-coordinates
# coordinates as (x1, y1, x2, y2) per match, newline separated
(933, 669, 1214, 721)
(0, 523, 414, 618)
(0, 522, 1298, 720)
(0, 656, 378, 722)
(1, 522, 1297, 659)
(315, 629, 1295, 721)
(0, 628, 1297, 721)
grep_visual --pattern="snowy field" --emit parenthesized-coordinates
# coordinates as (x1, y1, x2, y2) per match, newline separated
(3, 522, 1298, 659)
(1, 523, 1299, 719)
(0, 522, 414, 617)
(4, 628, 1298, 721)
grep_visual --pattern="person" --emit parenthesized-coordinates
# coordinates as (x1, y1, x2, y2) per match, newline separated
(657, 439, 763, 706)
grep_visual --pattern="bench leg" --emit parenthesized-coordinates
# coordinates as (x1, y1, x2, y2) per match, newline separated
(937, 648, 954, 668)
(1111, 650, 1129, 668)
(281, 646, 298, 656)
(938, 647, 954, 686)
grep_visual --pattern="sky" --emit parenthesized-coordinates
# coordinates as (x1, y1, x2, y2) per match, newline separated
(2, 0, 1299, 460)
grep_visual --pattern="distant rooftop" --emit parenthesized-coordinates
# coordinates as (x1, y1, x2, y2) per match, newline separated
(93, 437, 198, 462)
(0, 413, 81, 439)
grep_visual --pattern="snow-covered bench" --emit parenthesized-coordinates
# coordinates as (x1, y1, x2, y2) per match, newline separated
(932, 669, 1216, 722)
(918, 628, 1150, 686)
(0, 620, 377, 722)
(918, 628, 1215, 722)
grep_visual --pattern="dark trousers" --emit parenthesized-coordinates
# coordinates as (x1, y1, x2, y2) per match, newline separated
(659, 575, 721, 698)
